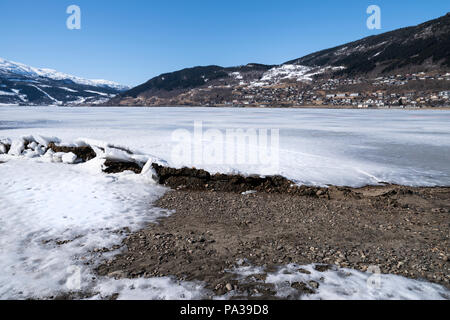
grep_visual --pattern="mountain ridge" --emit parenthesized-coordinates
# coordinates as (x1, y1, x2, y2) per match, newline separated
(0, 58, 129, 106)
(286, 13, 450, 76)
(109, 13, 450, 107)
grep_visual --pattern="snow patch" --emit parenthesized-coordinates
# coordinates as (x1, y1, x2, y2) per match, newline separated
(0, 90, 16, 96)
(62, 152, 77, 164)
(250, 65, 346, 87)
(90, 277, 207, 300)
(0, 153, 171, 299)
(84, 90, 110, 97)
(230, 72, 243, 80)
(231, 263, 449, 300)
(59, 87, 78, 93)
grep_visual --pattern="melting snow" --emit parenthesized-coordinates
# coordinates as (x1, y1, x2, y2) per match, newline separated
(0, 150, 188, 299)
(229, 264, 449, 300)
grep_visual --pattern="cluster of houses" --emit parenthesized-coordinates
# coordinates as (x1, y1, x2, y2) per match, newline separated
(181, 71, 450, 108)
(317, 72, 450, 90)
(321, 91, 450, 108)
(222, 87, 449, 108)
(231, 86, 304, 106)
(219, 72, 450, 108)
(373, 72, 450, 85)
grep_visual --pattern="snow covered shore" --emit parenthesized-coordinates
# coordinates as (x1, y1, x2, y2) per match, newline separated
(0, 134, 449, 300)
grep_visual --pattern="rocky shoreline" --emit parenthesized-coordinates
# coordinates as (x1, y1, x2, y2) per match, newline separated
(96, 181, 450, 298)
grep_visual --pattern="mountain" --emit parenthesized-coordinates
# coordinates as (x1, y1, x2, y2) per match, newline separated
(108, 62, 341, 106)
(110, 13, 450, 108)
(0, 58, 129, 106)
(286, 13, 450, 76)
(108, 64, 274, 106)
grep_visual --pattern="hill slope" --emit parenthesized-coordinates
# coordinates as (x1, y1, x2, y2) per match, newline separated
(286, 13, 450, 76)
(109, 64, 274, 105)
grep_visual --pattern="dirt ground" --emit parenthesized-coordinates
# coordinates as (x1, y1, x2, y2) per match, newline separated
(96, 184, 450, 298)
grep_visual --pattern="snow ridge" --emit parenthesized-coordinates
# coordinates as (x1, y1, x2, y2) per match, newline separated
(0, 57, 129, 91)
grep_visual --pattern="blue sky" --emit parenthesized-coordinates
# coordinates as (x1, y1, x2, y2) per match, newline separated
(0, 0, 449, 86)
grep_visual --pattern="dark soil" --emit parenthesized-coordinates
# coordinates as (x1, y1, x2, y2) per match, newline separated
(3, 144, 11, 154)
(96, 184, 450, 298)
(47, 142, 97, 162)
(152, 163, 326, 196)
(103, 159, 143, 174)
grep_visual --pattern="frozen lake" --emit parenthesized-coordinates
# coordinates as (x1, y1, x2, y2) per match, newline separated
(1, 106, 450, 186)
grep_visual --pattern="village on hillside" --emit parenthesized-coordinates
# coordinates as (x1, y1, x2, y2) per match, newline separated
(184, 72, 450, 108)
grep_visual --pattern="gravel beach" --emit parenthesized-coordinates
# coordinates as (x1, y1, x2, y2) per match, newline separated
(97, 184, 450, 298)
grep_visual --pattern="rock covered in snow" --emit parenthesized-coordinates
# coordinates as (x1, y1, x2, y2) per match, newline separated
(34, 135, 61, 147)
(27, 141, 38, 150)
(62, 152, 78, 164)
(22, 149, 40, 158)
(43, 149, 54, 159)
(8, 139, 25, 156)
(5, 136, 55, 157)
(1, 135, 167, 177)
(51, 152, 66, 163)
(140, 159, 158, 183)
(0, 138, 11, 154)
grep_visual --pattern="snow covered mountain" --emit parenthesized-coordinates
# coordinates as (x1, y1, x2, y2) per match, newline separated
(0, 58, 129, 106)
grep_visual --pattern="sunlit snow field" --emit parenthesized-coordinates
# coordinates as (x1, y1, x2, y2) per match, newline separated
(0, 106, 449, 300)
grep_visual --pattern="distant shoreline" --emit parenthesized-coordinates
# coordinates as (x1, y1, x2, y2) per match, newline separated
(27, 104, 450, 110)
(2, 104, 450, 112)
(93, 103, 450, 110)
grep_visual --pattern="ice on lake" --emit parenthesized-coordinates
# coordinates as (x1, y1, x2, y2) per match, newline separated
(1, 106, 449, 187)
